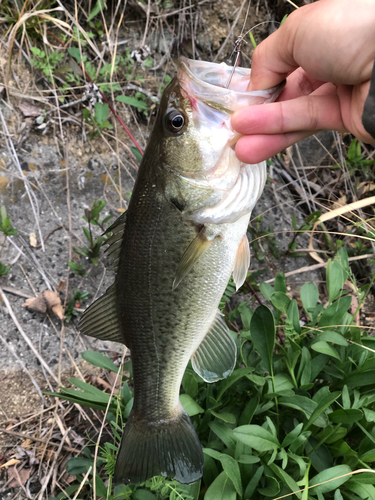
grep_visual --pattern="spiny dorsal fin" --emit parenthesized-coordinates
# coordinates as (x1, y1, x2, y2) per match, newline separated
(79, 284, 123, 344)
(104, 211, 127, 273)
(191, 311, 236, 383)
(232, 234, 250, 291)
(172, 227, 213, 291)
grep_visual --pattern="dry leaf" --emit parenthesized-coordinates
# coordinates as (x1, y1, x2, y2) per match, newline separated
(19, 101, 44, 117)
(23, 290, 65, 320)
(21, 439, 33, 450)
(29, 232, 37, 247)
(57, 279, 65, 293)
(8, 466, 31, 487)
(0, 459, 20, 469)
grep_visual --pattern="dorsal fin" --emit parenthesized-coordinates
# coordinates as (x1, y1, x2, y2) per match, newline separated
(79, 284, 123, 343)
(104, 211, 127, 273)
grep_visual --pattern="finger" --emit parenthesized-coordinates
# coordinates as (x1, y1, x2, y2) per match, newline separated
(235, 131, 315, 164)
(248, 10, 308, 91)
(232, 88, 345, 136)
(276, 68, 325, 102)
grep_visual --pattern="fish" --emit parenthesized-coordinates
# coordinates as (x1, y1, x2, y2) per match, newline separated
(79, 57, 283, 486)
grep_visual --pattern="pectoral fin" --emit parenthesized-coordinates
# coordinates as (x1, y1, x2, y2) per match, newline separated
(232, 234, 250, 291)
(191, 311, 237, 383)
(173, 228, 212, 291)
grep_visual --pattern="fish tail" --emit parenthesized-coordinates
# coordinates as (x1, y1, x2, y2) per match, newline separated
(114, 409, 203, 485)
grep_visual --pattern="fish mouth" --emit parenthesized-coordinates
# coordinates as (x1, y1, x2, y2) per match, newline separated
(178, 56, 284, 113)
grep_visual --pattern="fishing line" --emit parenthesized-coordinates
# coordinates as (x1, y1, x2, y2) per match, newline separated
(225, 19, 281, 89)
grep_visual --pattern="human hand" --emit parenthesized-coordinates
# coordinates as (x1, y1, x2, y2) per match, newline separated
(232, 0, 375, 164)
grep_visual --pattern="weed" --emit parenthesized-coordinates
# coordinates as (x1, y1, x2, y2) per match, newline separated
(0, 206, 18, 276)
(72, 200, 113, 266)
(47, 247, 375, 500)
(83, 102, 113, 138)
(65, 289, 89, 323)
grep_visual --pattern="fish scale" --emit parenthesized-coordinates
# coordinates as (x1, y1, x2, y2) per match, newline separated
(79, 57, 284, 485)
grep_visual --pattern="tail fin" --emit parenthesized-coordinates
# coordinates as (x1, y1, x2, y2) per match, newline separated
(114, 410, 203, 485)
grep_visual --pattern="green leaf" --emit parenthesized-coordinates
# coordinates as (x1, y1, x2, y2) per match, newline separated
(244, 465, 264, 498)
(269, 463, 301, 499)
(346, 481, 375, 500)
(258, 475, 280, 497)
(305, 391, 340, 430)
(220, 455, 242, 496)
(205, 471, 237, 500)
(259, 282, 274, 302)
(287, 299, 301, 333)
(116, 95, 149, 110)
(316, 330, 348, 346)
(250, 305, 275, 373)
(274, 273, 287, 293)
(211, 411, 236, 424)
(346, 370, 375, 387)
(326, 248, 349, 303)
(328, 409, 363, 424)
(131, 146, 143, 162)
(311, 341, 341, 360)
(270, 292, 291, 314)
(94, 102, 109, 124)
(133, 489, 158, 500)
(301, 282, 319, 316)
(87, 0, 105, 22)
(209, 422, 237, 451)
(66, 457, 94, 475)
(179, 394, 204, 416)
(309, 465, 352, 494)
(234, 425, 279, 452)
(81, 350, 118, 373)
(68, 47, 82, 63)
(217, 367, 255, 400)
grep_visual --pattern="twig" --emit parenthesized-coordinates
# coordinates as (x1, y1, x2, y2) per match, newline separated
(35, 225, 66, 248)
(72, 466, 92, 500)
(37, 428, 71, 500)
(0, 286, 58, 384)
(245, 279, 263, 305)
(214, 0, 248, 61)
(0, 428, 79, 454)
(264, 253, 374, 284)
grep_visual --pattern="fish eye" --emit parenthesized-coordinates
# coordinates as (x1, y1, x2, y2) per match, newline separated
(165, 110, 186, 134)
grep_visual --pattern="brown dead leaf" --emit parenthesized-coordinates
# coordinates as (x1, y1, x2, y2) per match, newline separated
(0, 459, 20, 469)
(21, 439, 33, 450)
(57, 279, 65, 293)
(18, 101, 44, 117)
(23, 290, 65, 320)
(8, 466, 31, 487)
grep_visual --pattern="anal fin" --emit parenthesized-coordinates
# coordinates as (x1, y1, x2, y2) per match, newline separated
(79, 284, 123, 344)
(232, 234, 250, 291)
(191, 311, 236, 383)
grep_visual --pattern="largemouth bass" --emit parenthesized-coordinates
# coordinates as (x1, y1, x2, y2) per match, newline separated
(80, 57, 283, 485)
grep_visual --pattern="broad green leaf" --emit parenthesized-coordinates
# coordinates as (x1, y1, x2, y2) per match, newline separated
(209, 422, 237, 451)
(309, 465, 352, 494)
(318, 295, 352, 328)
(281, 422, 304, 448)
(364, 408, 375, 422)
(274, 273, 287, 293)
(179, 394, 204, 416)
(250, 305, 275, 373)
(234, 425, 279, 452)
(300, 282, 319, 316)
(205, 471, 236, 500)
(346, 481, 375, 500)
(316, 330, 348, 346)
(94, 102, 109, 124)
(258, 475, 280, 497)
(298, 347, 312, 387)
(328, 409, 363, 424)
(94, 474, 107, 497)
(239, 397, 259, 426)
(244, 466, 264, 498)
(270, 291, 291, 314)
(211, 411, 236, 424)
(269, 463, 301, 498)
(311, 341, 341, 361)
(81, 350, 118, 373)
(287, 299, 301, 333)
(346, 370, 375, 387)
(116, 95, 148, 110)
(220, 455, 242, 496)
(66, 457, 94, 475)
(237, 455, 260, 464)
(260, 282, 274, 302)
(305, 391, 340, 430)
(133, 489, 158, 500)
(326, 248, 349, 303)
(217, 367, 255, 400)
